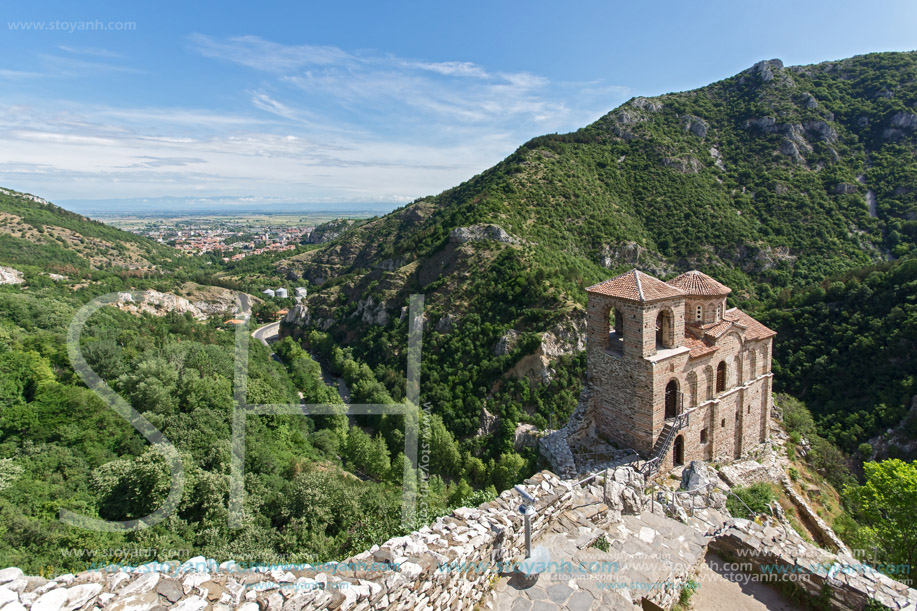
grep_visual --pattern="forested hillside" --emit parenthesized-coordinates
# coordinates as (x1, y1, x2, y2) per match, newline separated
(281, 52, 917, 454)
(0, 282, 489, 573)
(0, 189, 176, 272)
(1, 51, 917, 573)
(763, 258, 917, 450)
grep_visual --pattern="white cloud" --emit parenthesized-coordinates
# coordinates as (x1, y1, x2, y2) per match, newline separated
(0, 35, 632, 206)
(189, 34, 354, 72)
(57, 45, 124, 59)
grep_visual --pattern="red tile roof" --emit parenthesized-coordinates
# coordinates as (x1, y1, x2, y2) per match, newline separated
(681, 309, 773, 359)
(667, 270, 732, 296)
(587, 269, 685, 303)
(704, 319, 735, 339)
(682, 335, 718, 358)
(726, 308, 776, 340)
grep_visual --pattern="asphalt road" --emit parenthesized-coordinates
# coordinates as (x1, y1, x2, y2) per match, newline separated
(252, 321, 280, 346)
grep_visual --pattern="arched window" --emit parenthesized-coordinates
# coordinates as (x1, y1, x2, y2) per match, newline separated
(716, 361, 727, 393)
(607, 308, 624, 352)
(655, 309, 674, 349)
(695, 305, 703, 321)
(716, 304, 722, 320)
(664, 380, 679, 419)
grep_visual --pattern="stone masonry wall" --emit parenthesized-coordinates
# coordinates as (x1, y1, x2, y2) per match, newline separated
(0, 472, 581, 611)
(3, 465, 917, 611)
(712, 518, 917, 611)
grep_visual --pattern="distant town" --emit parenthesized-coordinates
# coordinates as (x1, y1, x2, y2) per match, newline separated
(128, 219, 308, 260)
(100, 213, 372, 261)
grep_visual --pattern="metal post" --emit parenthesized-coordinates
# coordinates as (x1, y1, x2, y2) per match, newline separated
(524, 510, 532, 559)
(603, 468, 608, 505)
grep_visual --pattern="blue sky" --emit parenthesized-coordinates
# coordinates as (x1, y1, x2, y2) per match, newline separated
(0, 0, 915, 212)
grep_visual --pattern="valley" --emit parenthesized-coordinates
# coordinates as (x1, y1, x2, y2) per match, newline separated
(0, 50, 915, 608)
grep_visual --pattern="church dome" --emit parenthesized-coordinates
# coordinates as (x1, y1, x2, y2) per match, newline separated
(667, 270, 731, 296)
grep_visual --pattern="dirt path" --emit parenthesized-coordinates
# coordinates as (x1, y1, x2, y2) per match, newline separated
(689, 553, 804, 610)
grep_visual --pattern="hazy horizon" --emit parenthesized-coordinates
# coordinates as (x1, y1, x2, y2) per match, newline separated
(1, 0, 916, 212)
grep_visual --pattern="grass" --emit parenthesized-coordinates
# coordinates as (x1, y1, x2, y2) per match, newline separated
(672, 579, 698, 610)
(590, 535, 610, 552)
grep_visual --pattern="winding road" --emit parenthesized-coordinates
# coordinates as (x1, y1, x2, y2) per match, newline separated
(242, 295, 351, 402)
(252, 321, 280, 346)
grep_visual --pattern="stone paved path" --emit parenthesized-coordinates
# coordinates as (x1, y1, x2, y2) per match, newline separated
(490, 486, 728, 610)
(690, 553, 804, 610)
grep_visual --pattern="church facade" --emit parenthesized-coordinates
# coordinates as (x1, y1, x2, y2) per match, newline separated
(585, 269, 775, 472)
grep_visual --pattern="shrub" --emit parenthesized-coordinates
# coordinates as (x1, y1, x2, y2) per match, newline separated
(727, 483, 776, 519)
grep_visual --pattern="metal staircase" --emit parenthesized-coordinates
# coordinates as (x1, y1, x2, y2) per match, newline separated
(639, 409, 690, 477)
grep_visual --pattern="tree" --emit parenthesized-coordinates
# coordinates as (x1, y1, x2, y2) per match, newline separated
(344, 427, 390, 481)
(491, 452, 525, 491)
(426, 414, 461, 478)
(847, 459, 917, 569)
(253, 301, 279, 323)
(91, 445, 178, 520)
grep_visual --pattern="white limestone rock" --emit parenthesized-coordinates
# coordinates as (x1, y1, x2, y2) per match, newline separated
(64, 583, 102, 610)
(30, 588, 69, 611)
(0, 585, 18, 607)
(118, 573, 160, 597)
(0, 569, 23, 585)
(172, 595, 208, 611)
(0, 267, 24, 286)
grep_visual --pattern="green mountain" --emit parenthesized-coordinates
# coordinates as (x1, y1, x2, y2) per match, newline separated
(0, 187, 176, 274)
(1, 51, 916, 572)
(281, 51, 917, 449)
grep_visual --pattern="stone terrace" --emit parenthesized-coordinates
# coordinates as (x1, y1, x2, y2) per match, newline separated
(490, 488, 726, 610)
(2, 465, 916, 611)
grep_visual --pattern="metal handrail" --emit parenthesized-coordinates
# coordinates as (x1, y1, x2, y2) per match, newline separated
(572, 448, 640, 460)
(639, 410, 690, 476)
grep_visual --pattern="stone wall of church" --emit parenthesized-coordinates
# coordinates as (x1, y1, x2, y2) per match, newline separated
(587, 284, 774, 471)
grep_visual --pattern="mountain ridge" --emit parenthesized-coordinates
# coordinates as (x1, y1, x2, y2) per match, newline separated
(280, 50, 917, 449)
(0, 186, 176, 274)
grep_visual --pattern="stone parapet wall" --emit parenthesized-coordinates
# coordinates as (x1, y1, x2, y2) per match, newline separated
(0, 472, 582, 611)
(538, 386, 593, 478)
(780, 475, 852, 556)
(712, 519, 917, 611)
(4, 465, 917, 611)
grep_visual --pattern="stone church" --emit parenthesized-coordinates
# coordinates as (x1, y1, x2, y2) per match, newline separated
(585, 269, 775, 473)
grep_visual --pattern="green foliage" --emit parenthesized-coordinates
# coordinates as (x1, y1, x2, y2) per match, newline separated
(727, 483, 776, 519)
(590, 535, 610, 552)
(777, 395, 854, 490)
(846, 459, 917, 569)
(92, 445, 177, 520)
(764, 260, 917, 450)
(0, 288, 467, 573)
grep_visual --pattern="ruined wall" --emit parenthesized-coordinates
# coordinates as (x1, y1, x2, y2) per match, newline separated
(0, 472, 582, 611)
(713, 519, 916, 611)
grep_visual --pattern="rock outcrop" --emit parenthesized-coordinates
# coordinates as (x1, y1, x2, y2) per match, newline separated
(0, 266, 24, 285)
(113, 289, 237, 321)
(448, 224, 519, 245)
(354, 296, 390, 326)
